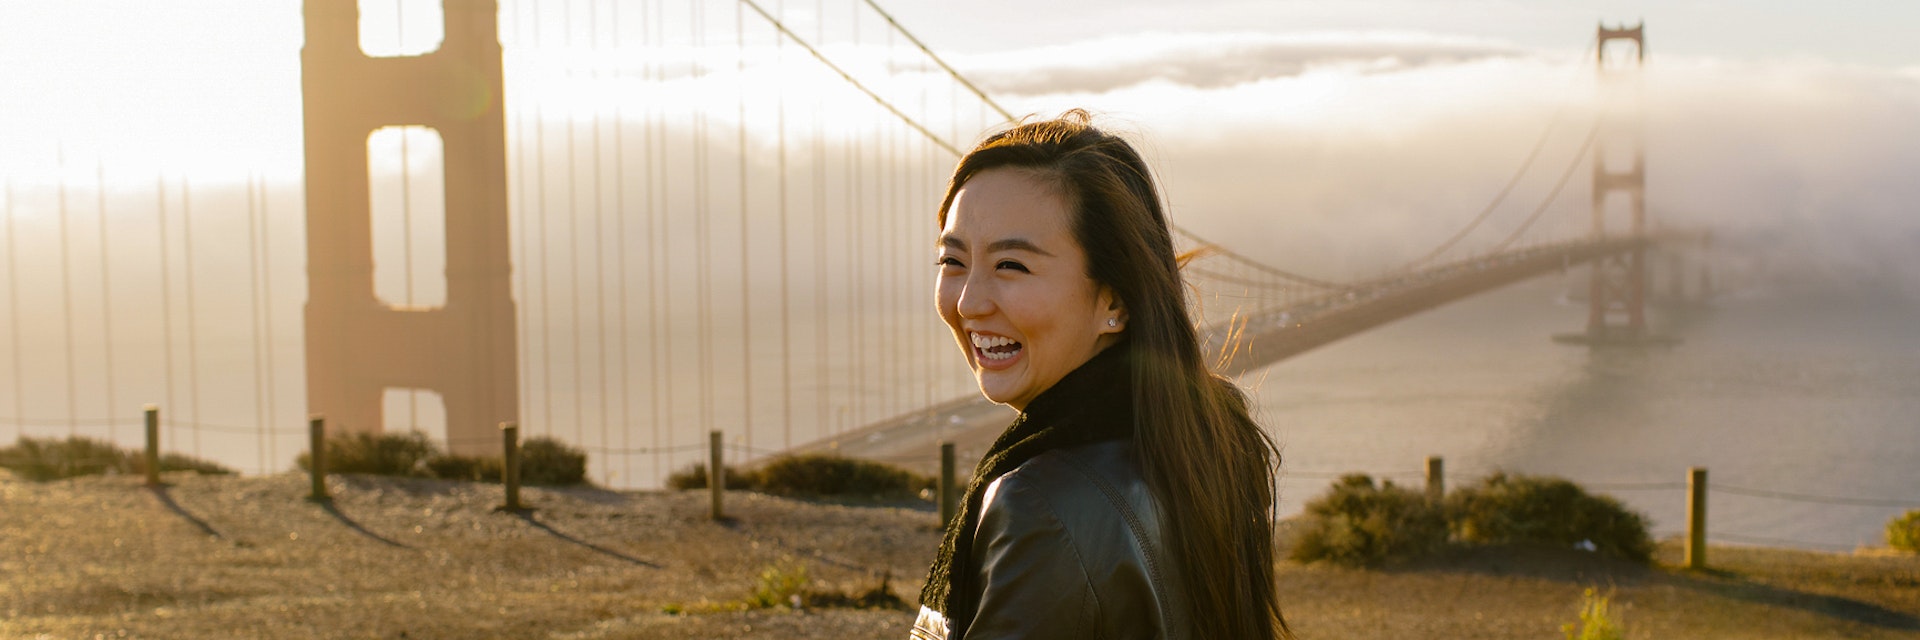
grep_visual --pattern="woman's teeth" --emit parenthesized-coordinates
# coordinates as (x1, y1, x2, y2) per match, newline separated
(970, 332, 1022, 361)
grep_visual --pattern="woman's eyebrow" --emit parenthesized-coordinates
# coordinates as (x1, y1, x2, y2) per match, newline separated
(936, 235, 1055, 257)
(986, 238, 1055, 256)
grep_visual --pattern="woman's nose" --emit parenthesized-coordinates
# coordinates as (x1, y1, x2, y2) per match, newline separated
(955, 274, 995, 318)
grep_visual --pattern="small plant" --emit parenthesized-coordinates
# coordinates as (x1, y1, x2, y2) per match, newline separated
(1562, 588, 1625, 640)
(1448, 472, 1653, 563)
(0, 436, 232, 481)
(1289, 474, 1448, 566)
(750, 558, 811, 609)
(658, 559, 906, 614)
(517, 437, 588, 486)
(1888, 509, 1920, 553)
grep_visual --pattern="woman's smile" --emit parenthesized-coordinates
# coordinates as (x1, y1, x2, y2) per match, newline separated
(968, 331, 1023, 368)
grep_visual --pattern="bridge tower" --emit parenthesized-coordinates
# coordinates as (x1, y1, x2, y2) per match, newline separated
(300, 0, 517, 453)
(1558, 22, 1672, 346)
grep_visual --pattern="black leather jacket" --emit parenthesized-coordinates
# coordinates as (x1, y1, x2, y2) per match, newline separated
(912, 439, 1190, 640)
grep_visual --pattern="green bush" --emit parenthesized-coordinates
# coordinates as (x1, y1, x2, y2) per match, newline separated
(0, 436, 233, 481)
(666, 462, 758, 490)
(1290, 474, 1448, 566)
(425, 454, 504, 483)
(1888, 510, 1920, 552)
(294, 432, 588, 486)
(754, 454, 932, 498)
(295, 431, 436, 477)
(1448, 472, 1653, 563)
(517, 436, 588, 486)
(665, 454, 932, 499)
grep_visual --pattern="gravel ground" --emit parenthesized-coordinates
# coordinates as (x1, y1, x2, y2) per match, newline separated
(4, 470, 1916, 639)
(2, 470, 933, 639)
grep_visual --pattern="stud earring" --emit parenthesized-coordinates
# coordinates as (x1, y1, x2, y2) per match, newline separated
(1107, 318, 1118, 328)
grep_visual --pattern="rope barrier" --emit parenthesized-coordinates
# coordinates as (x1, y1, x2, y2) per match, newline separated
(580, 443, 707, 456)
(1709, 531, 1858, 552)
(1712, 484, 1918, 509)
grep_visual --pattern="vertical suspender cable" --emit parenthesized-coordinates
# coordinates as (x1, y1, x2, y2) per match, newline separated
(847, 1, 862, 430)
(261, 176, 279, 470)
(590, 0, 612, 482)
(247, 176, 266, 473)
(511, 0, 532, 444)
(4, 180, 20, 434)
(398, 0, 418, 432)
(155, 177, 176, 445)
(57, 147, 76, 436)
(96, 162, 117, 442)
(535, 4, 554, 439)
(613, 0, 634, 486)
(647, 0, 667, 481)
(182, 177, 201, 454)
(694, 0, 715, 459)
(878, 24, 895, 417)
(566, 0, 586, 447)
(774, 0, 791, 450)
(736, 0, 754, 453)
(811, 0, 827, 442)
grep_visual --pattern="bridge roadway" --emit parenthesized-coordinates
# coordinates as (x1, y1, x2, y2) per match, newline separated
(774, 234, 1667, 477)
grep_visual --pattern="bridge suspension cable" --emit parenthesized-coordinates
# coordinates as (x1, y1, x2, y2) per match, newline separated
(1488, 123, 1600, 253)
(739, 0, 964, 156)
(1392, 38, 1599, 271)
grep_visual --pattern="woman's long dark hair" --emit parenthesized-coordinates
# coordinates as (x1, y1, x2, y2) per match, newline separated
(938, 110, 1290, 640)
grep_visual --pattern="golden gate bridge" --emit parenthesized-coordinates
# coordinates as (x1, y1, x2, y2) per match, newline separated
(0, 1, 1701, 487)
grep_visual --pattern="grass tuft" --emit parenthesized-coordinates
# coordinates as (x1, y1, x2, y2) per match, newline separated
(1888, 509, 1920, 553)
(1562, 587, 1626, 640)
(0, 436, 233, 481)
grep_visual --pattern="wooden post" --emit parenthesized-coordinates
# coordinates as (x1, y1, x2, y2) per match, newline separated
(939, 442, 957, 525)
(501, 421, 522, 512)
(708, 430, 724, 520)
(1687, 467, 1707, 570)
(307, 415, 327, 501)
(1425, 456, 1445, 502)
(143, 405, 161, 487)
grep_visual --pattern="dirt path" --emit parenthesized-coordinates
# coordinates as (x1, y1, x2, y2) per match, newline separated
(3, 471, 1914, 639)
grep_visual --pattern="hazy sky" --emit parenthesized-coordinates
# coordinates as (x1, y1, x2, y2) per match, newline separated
(892, 0, 1920, 67)
(1, 0, 1915, 282)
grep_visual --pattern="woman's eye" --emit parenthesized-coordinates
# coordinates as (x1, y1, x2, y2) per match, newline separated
(938, 256, 964, 268)
(996, 260, 1030, 273)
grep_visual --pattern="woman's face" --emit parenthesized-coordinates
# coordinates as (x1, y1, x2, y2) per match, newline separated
(936, 168, 1124, 411)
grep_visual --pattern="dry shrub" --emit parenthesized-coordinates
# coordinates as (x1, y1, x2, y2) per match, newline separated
(1889, 510, 1920, 552)
(516, 436, 588, 486)
(665, 462, 758, 490)
(752, 454, 932, 498)
(0, 436, 232, 481)
(1448, 472, 1653, 563)
(294, 432, 589, 486)
(666, 454, 933, 499)
(1290, 474, 1448, 566)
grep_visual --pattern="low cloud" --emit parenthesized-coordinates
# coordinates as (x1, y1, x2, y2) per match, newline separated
(959, 31, 1525, 95)
(970, 32, 1920, 296)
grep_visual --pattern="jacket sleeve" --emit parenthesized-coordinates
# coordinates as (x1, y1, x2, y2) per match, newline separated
(960, 472, 1100, 639)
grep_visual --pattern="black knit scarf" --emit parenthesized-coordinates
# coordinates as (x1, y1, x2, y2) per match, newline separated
(918, 343, 1136, 637)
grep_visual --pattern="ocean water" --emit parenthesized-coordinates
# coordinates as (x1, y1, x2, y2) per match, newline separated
(1248, 273, 1920, 551)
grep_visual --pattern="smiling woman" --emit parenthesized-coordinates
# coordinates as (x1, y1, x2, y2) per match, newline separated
(916, 110, 1292, 640)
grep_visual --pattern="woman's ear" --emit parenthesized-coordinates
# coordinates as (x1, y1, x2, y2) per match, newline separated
(1096, 285, 1127, 335)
